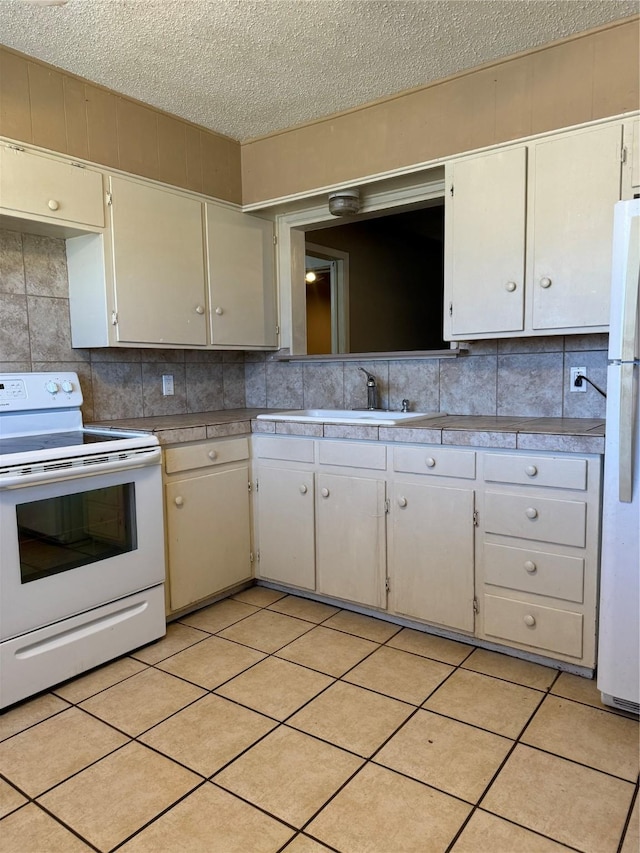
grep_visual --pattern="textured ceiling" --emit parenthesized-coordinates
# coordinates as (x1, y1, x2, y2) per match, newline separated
(1, 0, 637, 142)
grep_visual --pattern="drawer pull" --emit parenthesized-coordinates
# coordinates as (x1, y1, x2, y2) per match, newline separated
(524, 560, 537, 574)
(398, 496, 408, 508)
(525, 507, 538, 519)
(425, 457, 436, 468)
(505, 281, 517, 292)
(524, 614, 536, 627)
(299, 484, 308, 494)
(195, 304, 205, 315)
(321, 487, 330, 498)
(525, 465, 538, 477)
(174, 496, 184, 507)
(48, 199, 60, 211)
(539, 276, 552, 289)
(215, 306, 224, 315)
(207, 450, 217, 461)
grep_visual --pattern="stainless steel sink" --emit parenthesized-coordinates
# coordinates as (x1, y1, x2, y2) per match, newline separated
(256, 409, 446, 426)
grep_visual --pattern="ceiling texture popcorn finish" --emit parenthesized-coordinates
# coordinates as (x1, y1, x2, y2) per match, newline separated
(1, 0, 638, 142)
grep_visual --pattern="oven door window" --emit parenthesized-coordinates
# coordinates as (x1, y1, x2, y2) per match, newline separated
(17, 484, 137, 583)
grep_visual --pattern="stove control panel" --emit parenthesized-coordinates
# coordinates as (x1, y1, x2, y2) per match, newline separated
(0, 372, 83, 411)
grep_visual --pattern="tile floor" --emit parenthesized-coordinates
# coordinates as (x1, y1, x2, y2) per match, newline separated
(0, 586, 638, 853)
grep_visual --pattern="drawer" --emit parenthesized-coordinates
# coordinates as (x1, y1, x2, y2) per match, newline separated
(165, 438, 249, 474)
(393, 446, 476, 479)
(484, 491, 587, 547)
(253, 436, 315, 463)
(484, 542, 584, 603)
(484, 454, 587, 490)
(483, 594, 583, 659)
(319, 440, 386, 470)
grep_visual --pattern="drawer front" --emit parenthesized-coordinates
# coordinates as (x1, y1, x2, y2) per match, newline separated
(253, 436, 315, 463)
(484, 454, 587, 490)
(484, 491, 587, 547)
(484, 542, 584, 603)
(165, 438, 249, 474)
(483, 594, 583, 659)
(319, 440, 387, 470)
(393, 446, 476, 479)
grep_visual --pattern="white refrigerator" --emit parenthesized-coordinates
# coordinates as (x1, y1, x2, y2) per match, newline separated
(597, 198, 640, 714)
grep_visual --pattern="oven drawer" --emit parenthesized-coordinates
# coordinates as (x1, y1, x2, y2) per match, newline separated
(483, 593, 583, 659)
(484, 542, 585, 603)
(484, 491, 587, 547)
(484, 454, 587, 490)
(393, 446, 476, 479)
(165, 437, 249, 474)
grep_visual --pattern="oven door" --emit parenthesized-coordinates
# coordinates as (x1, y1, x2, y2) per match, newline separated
(0, 460, 165, 640)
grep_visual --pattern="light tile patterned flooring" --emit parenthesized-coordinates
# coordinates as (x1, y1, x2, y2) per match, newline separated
(1, 586, 638, 853)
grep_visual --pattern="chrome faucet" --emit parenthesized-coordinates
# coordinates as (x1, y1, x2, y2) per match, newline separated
(401, 399, 410, 413)
(358, 368, 378, 410)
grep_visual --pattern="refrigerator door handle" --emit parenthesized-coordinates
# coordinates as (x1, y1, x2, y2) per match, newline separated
(619, 362, 636, 502)
(620, 215, 640, 362)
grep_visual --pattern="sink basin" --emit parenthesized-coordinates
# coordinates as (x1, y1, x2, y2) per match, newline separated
(257, 409, 446, 426)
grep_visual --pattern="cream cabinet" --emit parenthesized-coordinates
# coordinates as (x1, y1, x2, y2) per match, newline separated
(66, 177, 277, 350)
(476, 451, 601, 667)
(444, 123, 623, 340)
(164, 437, 253, 614)
(388, 446, 476, 633)
(0, 143, 104, 231)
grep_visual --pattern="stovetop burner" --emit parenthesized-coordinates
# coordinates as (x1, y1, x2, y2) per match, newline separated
(0, 430, 132, 457)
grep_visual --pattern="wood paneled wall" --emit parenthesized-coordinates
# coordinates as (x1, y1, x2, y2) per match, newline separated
(241, 17, 640, 205)
(0, 46, 242, 204)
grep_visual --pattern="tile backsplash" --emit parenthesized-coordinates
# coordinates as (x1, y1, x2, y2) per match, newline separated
(0, 228, 608, 423)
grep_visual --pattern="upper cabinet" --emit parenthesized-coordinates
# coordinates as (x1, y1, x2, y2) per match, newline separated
(0, 143, 104, 230)
(67, 175, 278, 350)
(444, 123, 624, 340)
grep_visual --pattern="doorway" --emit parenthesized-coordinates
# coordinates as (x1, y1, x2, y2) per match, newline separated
(305, 245, 350, 354)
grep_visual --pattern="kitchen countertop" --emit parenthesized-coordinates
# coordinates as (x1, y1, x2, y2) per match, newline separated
(91, 410, 606, 454)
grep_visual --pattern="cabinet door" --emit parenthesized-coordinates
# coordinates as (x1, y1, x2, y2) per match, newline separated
(389, 481, 475, 632)
(206, 203, 277, 347)
(110, 176, 208, 345)
(256, 466, 316, 590)
(530, 124, 622, 330)
(445, 147, 526, 337)
(316, 473, 386, 608)
(166, 465, 251, 611)
(0, 145, 104, 228)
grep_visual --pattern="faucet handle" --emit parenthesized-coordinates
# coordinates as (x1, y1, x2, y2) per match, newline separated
(358, 367, 376, 384)
(401, 399, 410, 413)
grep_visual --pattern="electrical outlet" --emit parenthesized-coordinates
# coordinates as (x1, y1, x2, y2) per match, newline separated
(162, 374, 174, 396)
(570, 366, 587, 392)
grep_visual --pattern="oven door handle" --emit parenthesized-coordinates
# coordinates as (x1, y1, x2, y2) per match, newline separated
(0, 447, 162, 490)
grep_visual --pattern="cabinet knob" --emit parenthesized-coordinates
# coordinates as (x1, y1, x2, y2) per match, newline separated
(525, 507, 538, 519)
(195, 305, 205, 315)
(398, 496, 408, 508)
(299, 484, 308, 494)
(215, 307, 224, 315)
(524, 560, 537, 574)
(525, 465, 538, 477)
(425, 457, 436, 468)
(505, 281, 517, 293)
(207, 450, 217, 461)
(539, 276, 552, 289)
(524, 614, 536, 627)
(174, 496, 184, 507)
(321, 487, 330, 498)
(47, 199, 60, 211)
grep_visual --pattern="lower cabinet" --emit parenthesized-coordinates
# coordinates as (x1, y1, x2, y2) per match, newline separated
(253, 435, 601, 669)
(164, 438, 252, 614)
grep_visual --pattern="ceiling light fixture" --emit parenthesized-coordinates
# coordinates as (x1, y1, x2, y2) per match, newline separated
(328, 189, 360, 217)
(305, 271, 317, 283)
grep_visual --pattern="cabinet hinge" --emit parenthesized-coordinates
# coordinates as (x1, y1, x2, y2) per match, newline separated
(248, 480, 252, 492)
(621, 145, 628, 164)
(106, 191, 113, 206)
(449, 302, 453, 317)
(70, 161, 86, 169)
(7, 144, 25, 152)
(111, 311, 118, 326)
(473, 509, 479, 526)
(385, 577, 390, 592)
(255, 479, 259, 493)
(256, 549, 260, 561)
(275, 325, 280, 336)
(249, 551, 254, 563)
(384, 498, 391, 514)
(273, 234, 278, 245)
(450, 184, 454, 197)
(473, 597, 479, 614)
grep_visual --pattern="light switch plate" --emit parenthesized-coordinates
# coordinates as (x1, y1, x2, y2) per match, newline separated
(162, 374, 175, 396)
